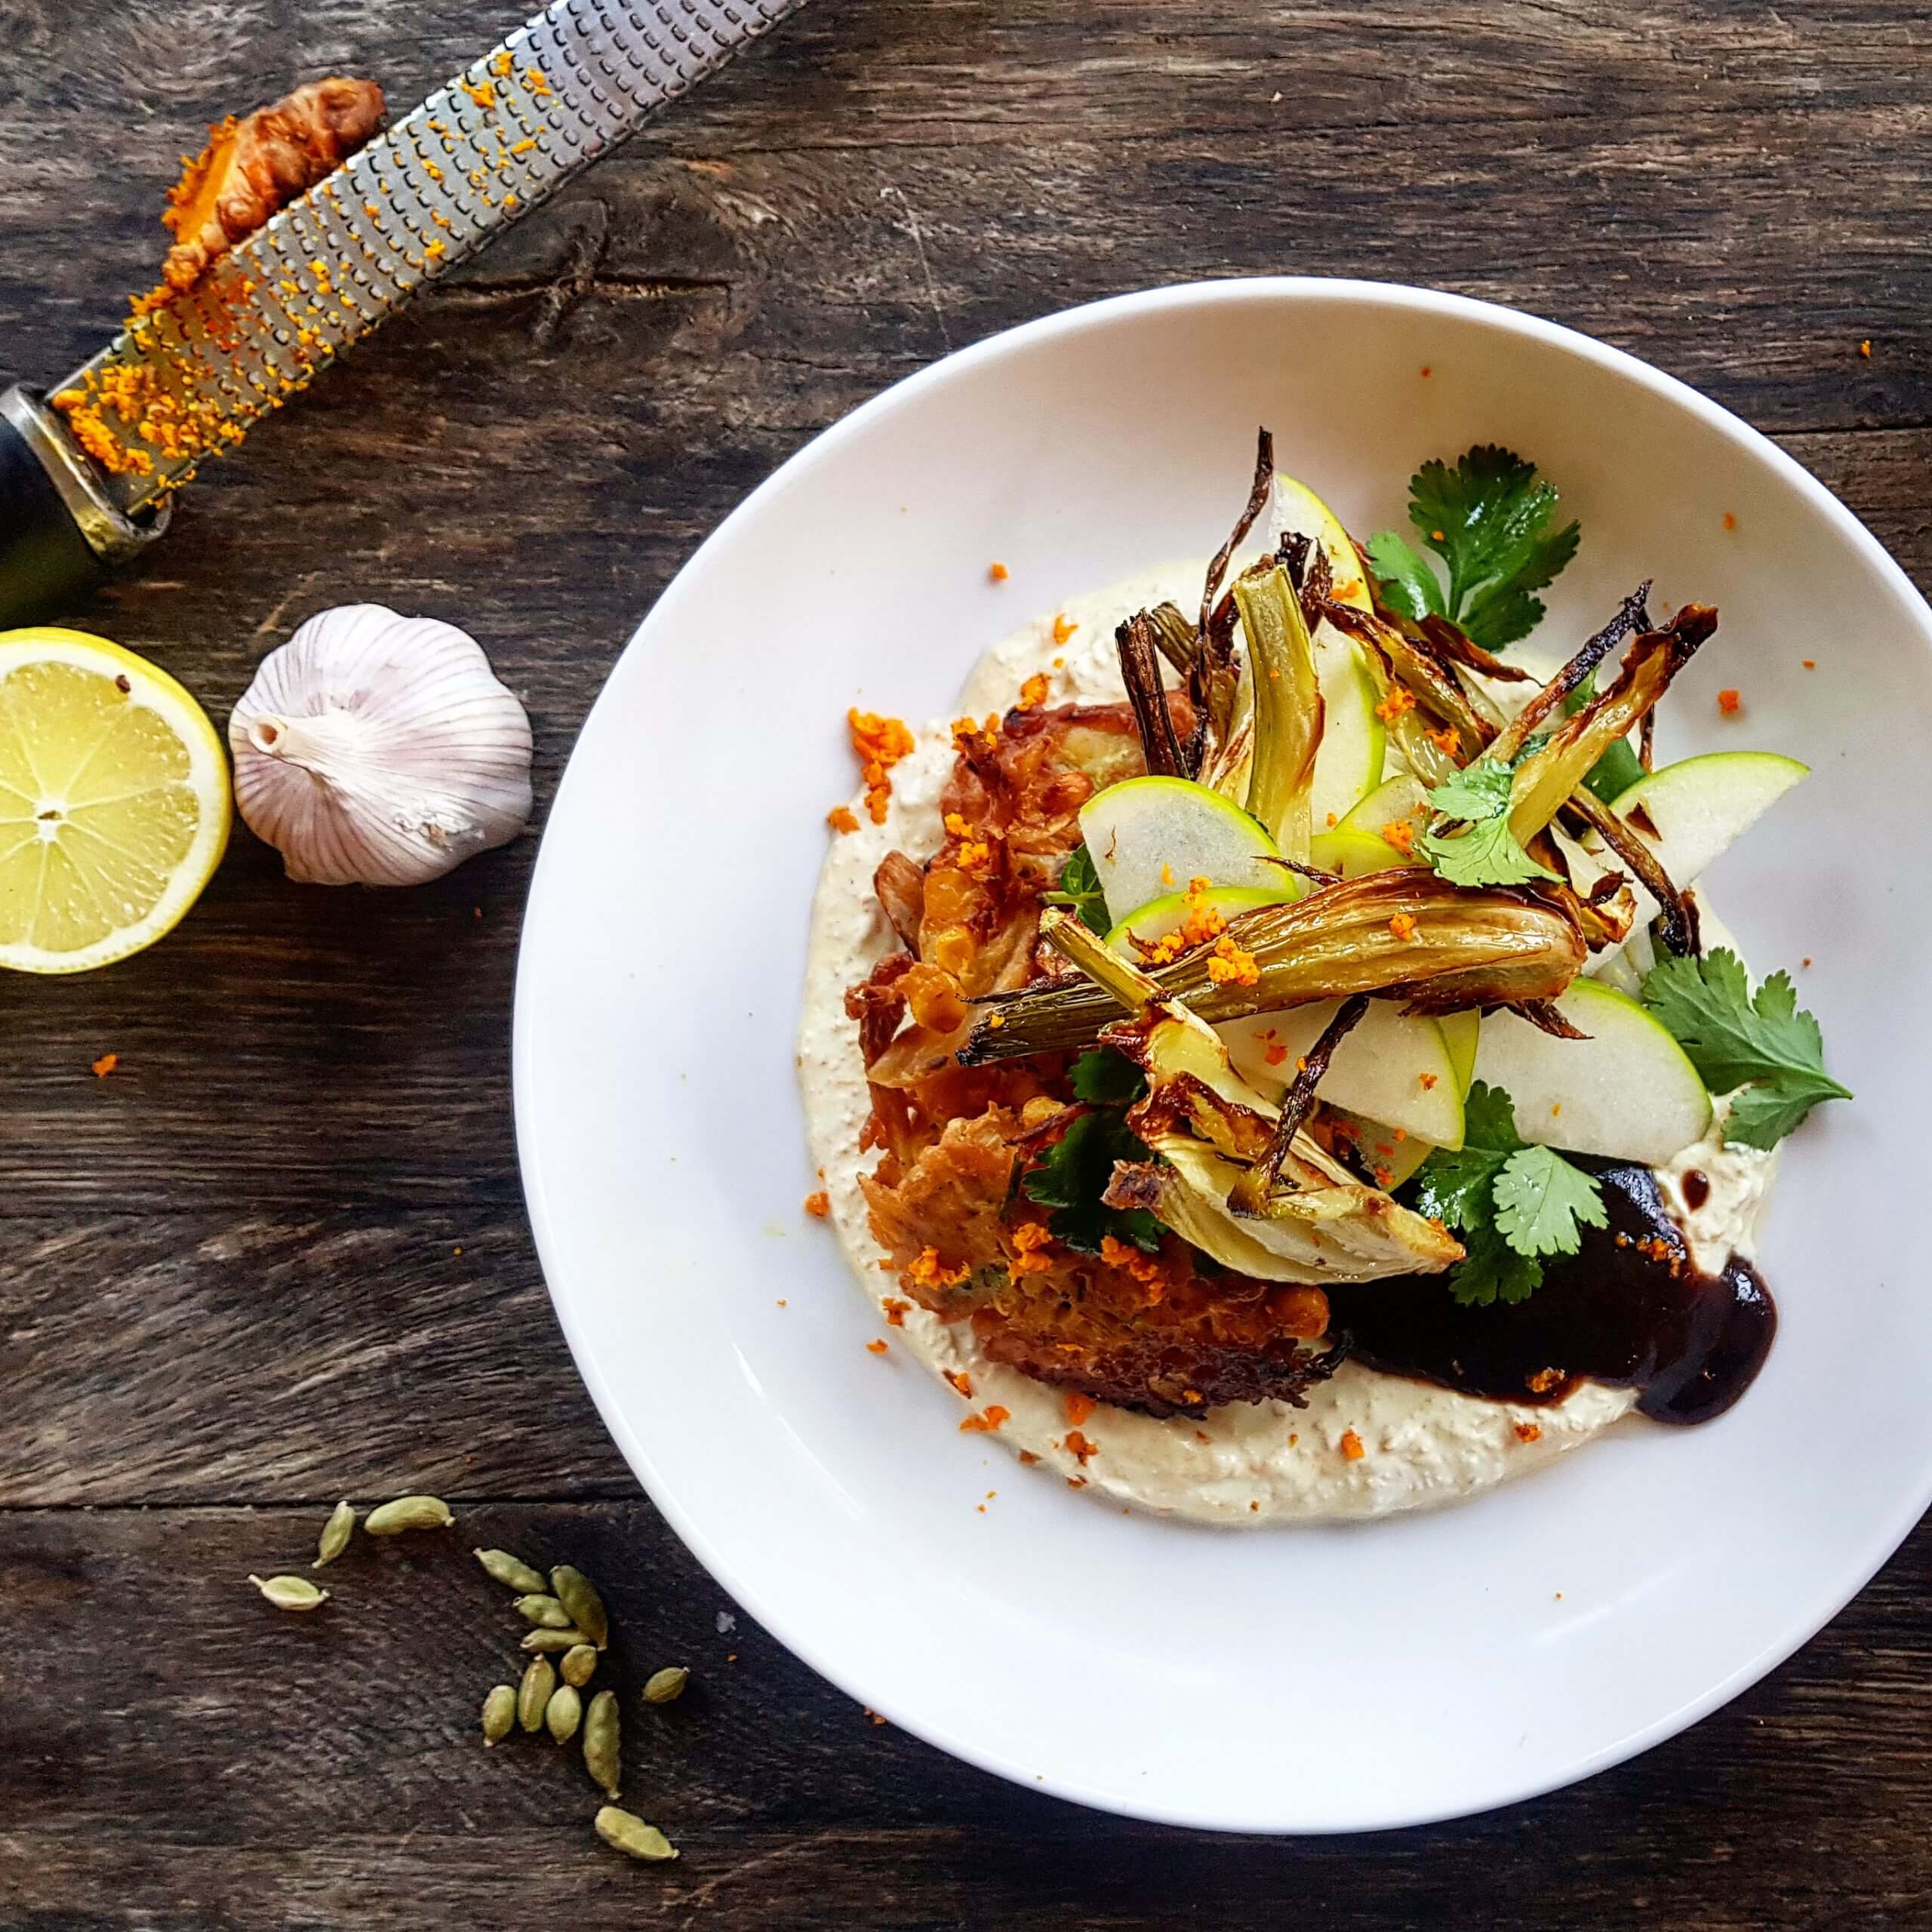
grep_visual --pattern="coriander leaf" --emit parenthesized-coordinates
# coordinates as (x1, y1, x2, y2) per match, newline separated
(1366, 530, 1445, 623)
(1043, 843, 1109, 934)
(1492, 1145, 1607, 1258)
(1462, 1078, 1532, 1154)
(1447, 1219, 1544, 1308)
(1020, 1111, 1163, 1254)
(1459, 519, 1581, 654)
(1069, 1048, 1147, 1106)
(1405, 445, 1580, 651)
(1640, 949, 1851, 1150)
(1418, 805, 1560, 888)
(1416, 748, 1560, 889)
(1423, 755, 1516, 823)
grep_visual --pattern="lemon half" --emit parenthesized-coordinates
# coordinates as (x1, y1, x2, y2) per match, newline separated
(0, 628, 230, 973)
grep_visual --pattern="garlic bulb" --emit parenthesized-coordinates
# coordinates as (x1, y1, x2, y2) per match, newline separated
(229, 605, 532, 887)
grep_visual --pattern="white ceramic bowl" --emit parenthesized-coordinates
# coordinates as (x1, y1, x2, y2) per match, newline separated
(515, 278, 1932, 1832)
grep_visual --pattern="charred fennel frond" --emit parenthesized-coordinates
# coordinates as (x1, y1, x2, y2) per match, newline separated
(1506, 605, 1715, 843)
(1231, 564, 1322, 861)
(964, 873, 1585, 1063)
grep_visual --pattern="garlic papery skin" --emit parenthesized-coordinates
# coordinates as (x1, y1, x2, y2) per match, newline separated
(229, 605, 533, 887)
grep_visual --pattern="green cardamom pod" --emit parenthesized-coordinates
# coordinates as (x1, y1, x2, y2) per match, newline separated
(248, 1573, 328, 1612)
(473, 1548, 547, 1593)
(641, 1666, 690, 1706)
(560, 1644, 598, 1689)
(517, 1656, 555, 1734)
(549, 1566, 609, 1650)
(514, 1594, 574, 1629)
(583, 1688, 621, 1798)
(595, 1807, 677, 1863)
(481, 1684, 515, 1745)
(364, 1494, 454, 1536)
(544, 1682, 583, 1743)
(520, 1626, 591, 1652)
(312, 1500, 356, 1570)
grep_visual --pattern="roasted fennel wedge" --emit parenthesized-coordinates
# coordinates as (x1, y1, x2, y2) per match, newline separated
(1038, 909, 1464, 1284)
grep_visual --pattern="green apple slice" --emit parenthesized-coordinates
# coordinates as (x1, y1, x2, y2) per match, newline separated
(1309, 827, 1411, 878)
(1339, 773, 1430, 847)
(1310, 648, 1386, 830)
(1105, 884, 1300, 959)
(1079, 776, 1287, 923)
(1219, 1000, 1465, 1148)
(1438, 1010, 1480, 1095)
(1327, 1106, 1434, 1189)
(1607, 751, 1808, 890)
(1471, 978, 1712, 1165)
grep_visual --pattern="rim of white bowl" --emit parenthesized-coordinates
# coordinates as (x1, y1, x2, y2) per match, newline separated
(513, 275, 1932, 1833)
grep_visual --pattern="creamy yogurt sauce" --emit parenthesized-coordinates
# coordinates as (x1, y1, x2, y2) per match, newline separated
(796, 565, 1768, 1523)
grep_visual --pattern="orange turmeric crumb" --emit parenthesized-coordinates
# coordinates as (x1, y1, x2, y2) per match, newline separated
(1017, 671, 1051, 711)
(1374, 686, 1417, 723)
(91, 1053, 119, 1078)
(961, 1405, 1011, 1434)
(882, 1297, 910, 1327)
(461, 78, 497, 108)
(1098, 1234, 1168, 1293)
(1204, 934, 1260, 988)
(1009, 1218, 1057, 1277)
(1420, 365, 1432, 378)
(943, 811, 995, 872)
(1137, 875, 1228, 965)
(1324, 812, 1339, 829)
(1066, 1392, 1097, 1427)
(1063, 1429, 1097, 1464)
(804, 1190, 830, 1218)
(826, 804, 860, 835)
(1017, 1450, 1040, 1464)
(1802, 659, 1816, 669)
(1426, 724, 1461, 756)
(1381, 818, 1415, 857)
(1420, 1072, 1438, 1091)
(1527, 1367, 1564, 1394)
(951, 713, 999, 755)
(1722, 512, 1737, 531)
(907, 1246, 969, 1290)
(943, 1370, 974, 1398)
(989, 561, 1009, 582)
(1860, 338, 1872, 358)
(1802, 957, 1812, 968)
(1389, 912, 1417, 940)
(1515, 1422, 1543, 1443)
(1263, 1039, 1290, 1068)
(848, 709, 915, 823)
(1051, 614, 1078, 647)
(1717, 688, 1742, 716)
(1430, 528, 1446, 543)
(1374, 1164, 1394, 1188)
(1340, 1429, 1366, 1461)
(866, 1339, 889, 1355)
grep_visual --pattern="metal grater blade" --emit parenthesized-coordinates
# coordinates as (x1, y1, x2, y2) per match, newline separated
(49, 0, 805, 516)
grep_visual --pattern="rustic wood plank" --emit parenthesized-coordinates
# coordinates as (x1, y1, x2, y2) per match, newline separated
(0, 1211, 629, 1506)
(3, 1500, 1931, 1930)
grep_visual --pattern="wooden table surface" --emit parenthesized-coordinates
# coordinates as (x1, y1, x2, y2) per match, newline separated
(4, 3, 1930, 1925)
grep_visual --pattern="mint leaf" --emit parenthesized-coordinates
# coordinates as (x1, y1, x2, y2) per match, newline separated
(1640, 948, 1851, 1150)
(1492, 1145, 1607, 1257)
(1068, 1049, 1147, 1106)
(1044, 844, 1109, 934)
(1020, 1110, 1163, 1254)
(1366, 530, 1445, 623)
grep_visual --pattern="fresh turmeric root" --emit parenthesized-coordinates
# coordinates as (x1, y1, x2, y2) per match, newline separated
(162, 78, 386, 291)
